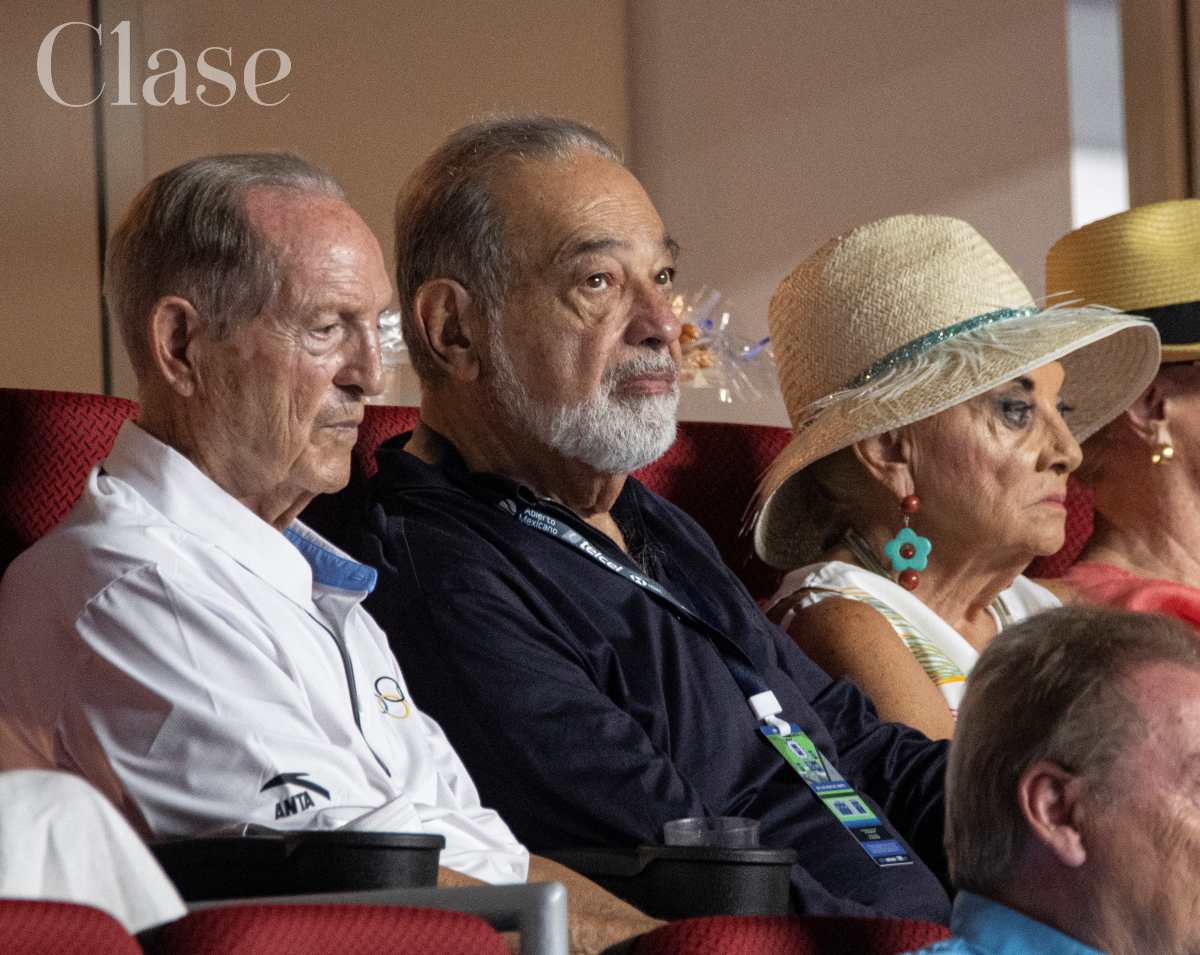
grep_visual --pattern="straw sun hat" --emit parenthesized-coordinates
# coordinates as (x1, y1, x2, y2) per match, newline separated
(753, 214, 1161, 570)
(1046, 198, 1200, 362)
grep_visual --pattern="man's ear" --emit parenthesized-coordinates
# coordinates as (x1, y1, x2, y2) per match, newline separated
(411, 279, 481, 383)
(147, 296, 203, 397)
(1017, 759, 1089, 868)
(852, 429, 915, 499)
(1125, 378, 1168, 446)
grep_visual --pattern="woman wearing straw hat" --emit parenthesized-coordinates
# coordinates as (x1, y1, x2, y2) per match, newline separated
(1045, 200, 1200, 629)
(753, 214, 1159, 740)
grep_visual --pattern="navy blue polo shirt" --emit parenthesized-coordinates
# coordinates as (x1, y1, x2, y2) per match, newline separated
(346, 431, 950, 922)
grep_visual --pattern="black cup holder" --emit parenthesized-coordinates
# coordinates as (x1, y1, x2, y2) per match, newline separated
(151, 830, 445, 902)
(544, 844, 796, 919)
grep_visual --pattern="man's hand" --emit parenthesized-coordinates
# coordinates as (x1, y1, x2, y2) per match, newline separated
(527, 855, 663, 955)
(438, 858, 663, 955)
(436, 865, 488, 888)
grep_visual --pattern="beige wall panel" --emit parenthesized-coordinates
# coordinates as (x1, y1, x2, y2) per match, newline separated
(93, 0, 628, 396)
(1121, 0, 1189, 205)
(134, 0, 629, 225)
(630, 1, 1073, 425)
(0, 4, 103, 393)
(6, 1, 1075, 420)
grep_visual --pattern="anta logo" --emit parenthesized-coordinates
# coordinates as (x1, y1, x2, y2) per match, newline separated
(374, 675, 411, 719)
(260, 772, 330, 820)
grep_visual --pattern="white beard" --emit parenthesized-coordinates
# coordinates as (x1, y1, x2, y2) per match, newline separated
(487, 327, 679, 474)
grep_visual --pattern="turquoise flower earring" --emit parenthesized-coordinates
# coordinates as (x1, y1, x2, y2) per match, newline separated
(882, 495, 932, 591)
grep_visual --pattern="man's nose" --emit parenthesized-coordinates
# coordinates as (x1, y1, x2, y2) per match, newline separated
(625, 283, 680, 350)
(337, 320, 384, 397)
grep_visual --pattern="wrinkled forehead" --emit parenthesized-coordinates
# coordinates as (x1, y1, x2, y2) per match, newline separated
(246, 188, 379, 265)
(491, 153, 668, 268)
(246, 187, 387, 297)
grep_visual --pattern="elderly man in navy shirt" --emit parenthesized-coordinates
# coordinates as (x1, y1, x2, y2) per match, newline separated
(341, 115, 951, 921)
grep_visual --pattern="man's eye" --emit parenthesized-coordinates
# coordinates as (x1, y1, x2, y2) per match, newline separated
(655, 267, 676, 286)
(312, 323, 339, 337)
(1057, 399, 1075, 417)
(585, 274, 612, 290)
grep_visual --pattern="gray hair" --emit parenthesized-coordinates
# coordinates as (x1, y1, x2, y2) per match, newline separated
(393, 115, 621, 386)
(779, 448, 869, 562)
(947, 605, 1200, 897)
(105, 152, 345, 381)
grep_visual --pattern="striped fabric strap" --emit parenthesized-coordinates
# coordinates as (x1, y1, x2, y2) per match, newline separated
(802, 585, 967, 689)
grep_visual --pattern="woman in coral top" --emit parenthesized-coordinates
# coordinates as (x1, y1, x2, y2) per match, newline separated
(1046, 201, 1200, 629)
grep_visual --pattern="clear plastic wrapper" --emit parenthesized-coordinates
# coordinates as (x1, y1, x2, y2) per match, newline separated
(371, 308, 409, 405)
(674, 287, 777, 404)
(378, 308, 407, 367)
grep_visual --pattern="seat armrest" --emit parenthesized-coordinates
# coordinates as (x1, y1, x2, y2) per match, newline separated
(186, 883, 569, 955)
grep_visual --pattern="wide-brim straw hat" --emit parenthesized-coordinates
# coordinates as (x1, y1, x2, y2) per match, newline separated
(1046, 198, 1200, 362)
(753, 214, 1161, 570)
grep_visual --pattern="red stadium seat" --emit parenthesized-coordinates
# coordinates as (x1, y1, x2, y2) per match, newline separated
(629, 913, 951, 954)
(152, 903, 508, 954)
(0, 388, 137, 573)
(0, 899, 140, 955)
(353, 404, 421, 478)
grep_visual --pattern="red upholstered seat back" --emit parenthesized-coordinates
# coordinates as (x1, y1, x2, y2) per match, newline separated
(0, 899, 140, 955)
(355, 404, 421, 478)
(1026, 476, 1095, 579)
(0, 388, 138, 574)
(353, 406, 791, 600)
(633, 420, 791, 600)
(155, 903, 508, 954)
(0, 391, 798, 600)
(630, 913, 951, 954)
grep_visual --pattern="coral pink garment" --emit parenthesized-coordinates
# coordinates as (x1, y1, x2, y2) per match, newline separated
(1060, 561, 1200, 630)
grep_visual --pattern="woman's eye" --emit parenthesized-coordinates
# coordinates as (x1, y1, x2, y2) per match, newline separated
(655, 267, 676, 286)
(1000, 399, 1033, 427)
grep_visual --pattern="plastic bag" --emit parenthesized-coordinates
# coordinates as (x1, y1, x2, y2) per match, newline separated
(674, 288, 776, 404)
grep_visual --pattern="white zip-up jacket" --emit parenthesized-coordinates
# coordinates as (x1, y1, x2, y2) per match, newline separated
(0, 422, 529, 885)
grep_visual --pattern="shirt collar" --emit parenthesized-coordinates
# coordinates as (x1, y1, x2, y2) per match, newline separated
(284, 524, 377, 593)
(950, 891, 1105, 955)
(103, 421, 375, 604)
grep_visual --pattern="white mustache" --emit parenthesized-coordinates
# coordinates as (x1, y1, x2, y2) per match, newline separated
(604, 354, 679, 388)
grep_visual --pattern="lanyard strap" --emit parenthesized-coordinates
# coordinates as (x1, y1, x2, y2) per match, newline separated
(496, 494, 790, 733)
(763, 723, 913, 867)
(493, 488, 917, 868)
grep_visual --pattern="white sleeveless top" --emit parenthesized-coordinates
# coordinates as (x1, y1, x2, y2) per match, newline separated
(770, 561, 1060, 717)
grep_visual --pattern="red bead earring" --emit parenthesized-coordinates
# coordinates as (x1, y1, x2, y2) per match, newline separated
(882, 494, 932, 591)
